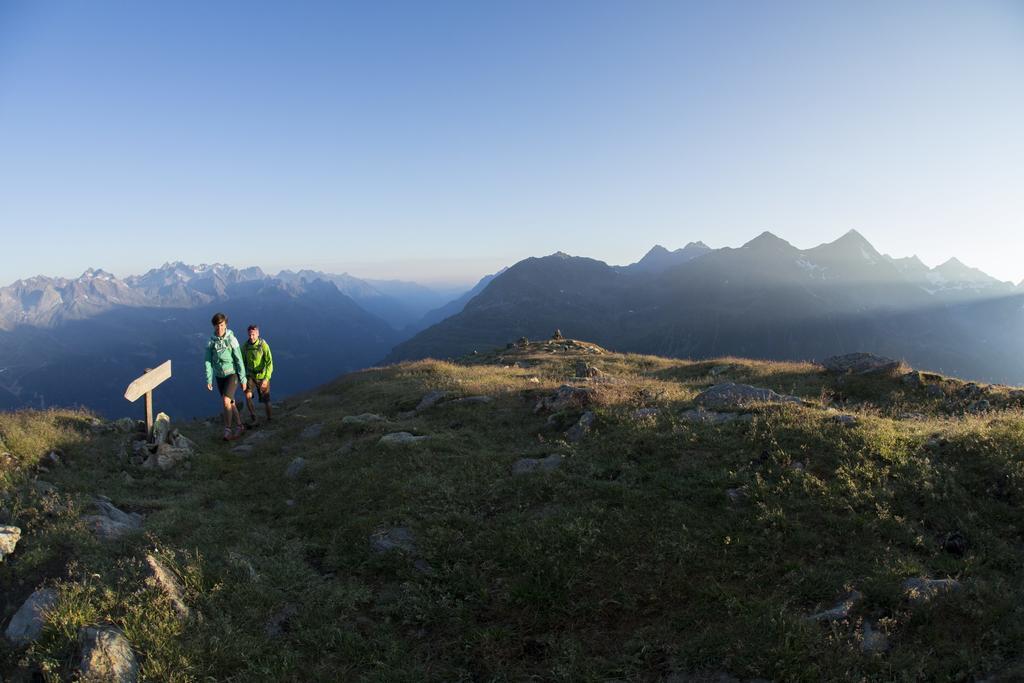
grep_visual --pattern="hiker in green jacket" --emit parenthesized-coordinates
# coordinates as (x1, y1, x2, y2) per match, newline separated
(242, 324, 274, 425)
(204, 312, 248, 441)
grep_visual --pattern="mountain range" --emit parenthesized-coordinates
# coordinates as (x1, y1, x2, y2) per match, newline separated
(2, 230, 1022, 418)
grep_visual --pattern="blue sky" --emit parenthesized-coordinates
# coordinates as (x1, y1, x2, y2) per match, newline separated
(1, 1, 1022, 286)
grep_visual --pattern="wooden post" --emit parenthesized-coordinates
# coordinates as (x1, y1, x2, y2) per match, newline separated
(124, 360, 173, 440)
(144, 368, 154, 438)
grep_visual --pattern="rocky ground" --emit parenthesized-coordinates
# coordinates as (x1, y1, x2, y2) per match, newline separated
(1, 339, 1024, 681)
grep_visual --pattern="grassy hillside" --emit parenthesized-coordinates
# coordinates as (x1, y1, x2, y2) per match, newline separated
(2, 340, 1024, 681)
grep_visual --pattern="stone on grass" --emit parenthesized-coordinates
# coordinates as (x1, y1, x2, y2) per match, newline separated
(143, 444, 192, 471)
(285, 457, 306, 480)
(144, 554, 189, 621)
(0, 526, 21, 561)
(695, 383, 801, 410)
(833, 414, 859, 427)
(170, 430, 198, 451)
(725, 488, 747, 504)
(79, 626, 138, 683)
(230, 444, 254, 456)
(370, 526, 416, 554)
(151, 412, 172, 445)
(565, 411, 595, 442)
(902, 577, 961, 604)
(415, 391, 449, 412)
(533, 385, 595, 413)
(378, 432, 429, 446)
(822, 352, 901, 376)
(5, 588, 59, 645)
(82, 500, 143, 540)
(632, 408, 659, 419)
(680, 408, 753, 424)
(861, 621, 890, 654)
(244, 429, 274, 444)
(342, 413, 386, 426)
(512, 454, 564, 475)
(445, 395, 494, 406)
(300, 423, 323, 440)
(805, 590, 863, 622)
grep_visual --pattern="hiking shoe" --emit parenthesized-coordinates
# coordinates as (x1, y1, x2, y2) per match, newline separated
(222, 427, 232, 441)
(233, 424, 245, 439)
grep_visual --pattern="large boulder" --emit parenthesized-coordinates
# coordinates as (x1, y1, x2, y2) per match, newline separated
(5, 588, 59, 645)
(78, 626, 138, 682)
(822, 352, 901, 376)
(695, 383, 802, 410)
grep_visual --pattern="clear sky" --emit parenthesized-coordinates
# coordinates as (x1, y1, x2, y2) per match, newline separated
(1, 0, 1022, 287)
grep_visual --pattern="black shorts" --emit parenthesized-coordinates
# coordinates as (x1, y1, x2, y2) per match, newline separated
(216, 373, 239, 399)
(248, 380, 271, 403)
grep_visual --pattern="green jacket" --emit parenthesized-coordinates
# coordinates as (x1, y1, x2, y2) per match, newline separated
(204, 330, 246, 385)
(242, 338, 274, 382)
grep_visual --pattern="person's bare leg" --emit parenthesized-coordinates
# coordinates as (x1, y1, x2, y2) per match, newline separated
(245, 391, 257, 423)
(221, 395, 233, 436)
(265, 400, 272, 422)
(231, 401, 242, 430)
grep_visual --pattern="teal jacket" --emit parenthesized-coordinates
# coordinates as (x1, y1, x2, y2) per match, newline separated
(242, 338, 274, 382)
(204, 330, 246, 385)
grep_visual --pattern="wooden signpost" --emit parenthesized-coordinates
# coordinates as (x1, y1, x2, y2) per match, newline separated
(124, 360, 172, 438)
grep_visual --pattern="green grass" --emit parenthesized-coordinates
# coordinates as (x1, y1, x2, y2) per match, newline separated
(2, 344, 1024, 681)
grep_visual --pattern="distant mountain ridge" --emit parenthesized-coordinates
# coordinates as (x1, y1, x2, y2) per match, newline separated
(387, 230, 1024, 386)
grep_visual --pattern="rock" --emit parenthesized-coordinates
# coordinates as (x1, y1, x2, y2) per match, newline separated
(725, 488, 747, 504)
(144, 554, 189, 621)
(805, 590, 863, 622)
(5, 588, 59, 645)
(378, 432, 429, 446)
(415, 391, 449, 412)
(565, 411, 595, 442)
(113, 417, 136, 433)
(144, 444, 191, 471)
(33, 480, 58, 496)
(789, 461, 805, 472)
(230, 444, 254, 456)
(82, 500, 143, 540)
(533, 385, 595, 413)
(342, 413, 386, 426)
(79, 626, 138, 682)
(170, 430, 198, 451)
(967, 399, 991, 414)
(265, 604, 298, 639)
(445, 395, 494, 406)
(512, 453, 564, 475)
(822, 353, 901, 376)
(0, 525, 21, 561)
(244, 430, 274, 444)
(632, 408, 659, 419)
(152, 412, 172, 445)
(41, 450, 63, 468)
(833, 414, 858, 427)
(902, 577, 961, 604)
(300, 423, 323, 440)
(926, 385, 946, 399)
(370, 526, 416, 554)
(285, 457, 306, 479)
(679, 408, 754, 424)
(861, 621, 889, 654)
(695, 383, 802, 410)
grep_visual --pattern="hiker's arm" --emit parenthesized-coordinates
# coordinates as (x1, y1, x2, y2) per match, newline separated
(204, 344, 213, 387)
(232, 338, 247, 388)
(264, 343, 273, 381)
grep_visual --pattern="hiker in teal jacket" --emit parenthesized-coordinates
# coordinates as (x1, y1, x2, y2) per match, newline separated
(242, 324, 274, 425)
(204, 312, 247, 440)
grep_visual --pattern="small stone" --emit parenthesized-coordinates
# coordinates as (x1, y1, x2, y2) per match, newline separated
(79, 625, 139, 682)
(5, 588, 59, 645)
(244, 430, 274, 444)
(445, 395, 494, 406)
(300, 423, 323, 440)
(0, 525, 21, 561)
(144, 554, 189, 621)
(805, 590, 863, 622)
(679, 408, 753, 424)
(41, 450, 63, 468)
(378, 432, 429, 446)
(696, 383, 802, 410)
(231, 444, 254, 456)
(632, 408, 659, 419)
(285, 457, 306, 479)
(82, 500, 143, 540)
(565, 411, 596, 442)
(512, 453, 564, 475)
(789, 461, 805, 472)
(342, 413, 386, 426)
(861, 621, 889, 654)
(834, 414, 858, 427)
(902, 577, 961, 604)
(370, 526, 416, 554)
(533, 385, 595, 413)
(415, 391, 449, 412)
